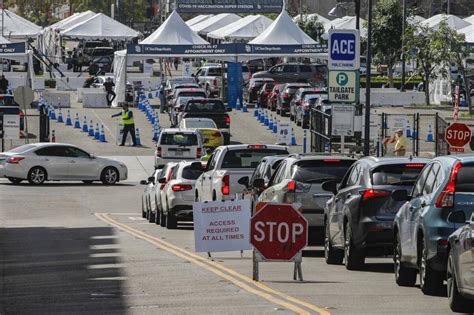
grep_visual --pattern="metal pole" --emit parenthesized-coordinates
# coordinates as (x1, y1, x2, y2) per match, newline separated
(447, 0, 450, 14)
(364, 0, 373, 156)
(400, 0, 406, 92)
(299, 0, 303, 16)
(355, 0, 360, 30)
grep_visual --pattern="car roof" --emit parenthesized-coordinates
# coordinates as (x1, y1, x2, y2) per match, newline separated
(361, 156, 430, 165)
(222, 144, 288, 151)
(182, 117, 214, 122)
(287, 154, 356, 161)
(434, 154, 474, 164)
(161, 128, 200, 134)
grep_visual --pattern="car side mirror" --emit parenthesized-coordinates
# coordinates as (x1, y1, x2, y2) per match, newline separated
(147, 176, 155, 184)
(140, 180, 148, 185)
(321, 180, 338, 195)
(447, 211, 467, 224)
(158, 177, 166, 184)
(238, 176, 249, 188)
(89, 154, 96, 159)
(391, 190, 409, 201)
(252, 178, 265, 188)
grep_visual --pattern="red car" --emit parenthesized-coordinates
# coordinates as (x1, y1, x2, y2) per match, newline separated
(266, 83, 283, 111)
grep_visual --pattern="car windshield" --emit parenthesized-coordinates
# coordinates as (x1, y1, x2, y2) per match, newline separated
(291, 160, 355, 183)
(207, 68, 222, 75)
(177, 97, 204, 106)
(7, 144, 35, 153)
(185, 101, 225, 112)
(455, 165, 474, 192)
(182, 166, 203, 180)
(186, 120, 216, 129)
(178, 92, 206, 99)
(222, 148, 288, 169)
(160, 133, 198, 146)
(371, 164, 425, 185)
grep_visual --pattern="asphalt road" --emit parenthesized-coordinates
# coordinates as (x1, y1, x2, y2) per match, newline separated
(0, 103, 458, 314)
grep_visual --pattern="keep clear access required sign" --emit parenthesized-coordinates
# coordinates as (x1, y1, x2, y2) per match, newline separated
(328, 71, 359, 103)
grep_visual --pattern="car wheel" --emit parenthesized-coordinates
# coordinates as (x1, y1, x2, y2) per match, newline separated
(148, 209, 155, 223)
(28, 167, 47, 185)
(394, 232, 417, 286)
(101, 167, 119, 185)
(344, 224, 365, 270)
(419, 235, 444, 295)
(159, 210, 166, 227)
(324, 220, 343, 265)
(82, 180, 93, 184)
(166, 213, 178, 229)
(447, 251, 473, 312)
(212, 191, 217, 201)
(290, 113, 294, 121)
(141, 199, 147, 218)
(302, 121, 308, 129)
(7, 177, 22, 184)
(276, 108, 280, 115)
(296, 117, 302, 126)
(154, 203, 161, 225)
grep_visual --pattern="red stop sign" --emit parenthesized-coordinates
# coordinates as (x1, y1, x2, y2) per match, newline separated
(250, 203, 308, 261)
(445, 123, 472, 148)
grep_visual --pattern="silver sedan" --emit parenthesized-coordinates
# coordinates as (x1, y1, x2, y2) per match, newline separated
(0, 143, 128, 185)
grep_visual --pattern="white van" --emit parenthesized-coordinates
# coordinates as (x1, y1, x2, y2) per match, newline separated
(155, 129, 203, 167)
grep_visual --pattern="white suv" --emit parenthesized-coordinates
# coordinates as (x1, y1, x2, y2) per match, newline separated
(154, 129, 203, 167)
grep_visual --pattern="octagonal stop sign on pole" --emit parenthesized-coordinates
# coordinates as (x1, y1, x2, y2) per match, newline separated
(445, 123, 472, 152)
(250, 203, 308, 261)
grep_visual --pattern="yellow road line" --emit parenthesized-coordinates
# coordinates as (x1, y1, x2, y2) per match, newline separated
(96, 213, 330, 315)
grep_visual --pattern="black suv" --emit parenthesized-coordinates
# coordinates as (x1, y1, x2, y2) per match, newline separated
(322, 157, 428, 270)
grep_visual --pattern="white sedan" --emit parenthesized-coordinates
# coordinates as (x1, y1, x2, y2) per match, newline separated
(0, 143, 128, 185)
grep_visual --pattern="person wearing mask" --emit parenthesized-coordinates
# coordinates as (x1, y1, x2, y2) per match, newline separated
(103, 78, 116, 107)
(0, 75, 9, 94)
(159, 80, 167, 113)
(111, 104, 137, 146)
(392, 129, 406, 156)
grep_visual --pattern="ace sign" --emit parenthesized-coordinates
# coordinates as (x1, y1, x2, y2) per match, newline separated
(328, 30, 360, 70)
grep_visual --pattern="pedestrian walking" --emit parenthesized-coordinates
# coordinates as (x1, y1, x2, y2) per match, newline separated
(159, 80, 166, 113)
(392, 129, 406, 156)
(0, 75, 9, 94)
(104, 78, 116, 107)
(111, 104, 137, 146)
(75, 53, 84, 72)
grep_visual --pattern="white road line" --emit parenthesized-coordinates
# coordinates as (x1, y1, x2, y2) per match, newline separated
(91, 109, 117, 142)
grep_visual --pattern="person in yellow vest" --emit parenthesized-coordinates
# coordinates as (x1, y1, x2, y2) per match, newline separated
(392, 129, 406, 156)
(111, 104, 137, 146)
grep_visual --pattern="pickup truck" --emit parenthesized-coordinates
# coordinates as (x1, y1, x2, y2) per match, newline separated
(194, 65, 223, 97)
(194, 144, 289, 202)
(178, 99, 232, 144)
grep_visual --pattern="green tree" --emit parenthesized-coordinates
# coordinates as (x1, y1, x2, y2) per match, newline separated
(404, 21, 451, 105)
(371, 0, 403, 88)
(296, 16, 324, 42)
(15, 0, 68, 27)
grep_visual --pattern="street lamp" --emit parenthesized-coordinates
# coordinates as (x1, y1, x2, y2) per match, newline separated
(401, 0, 406, 92)
(364, 0, 373, 156)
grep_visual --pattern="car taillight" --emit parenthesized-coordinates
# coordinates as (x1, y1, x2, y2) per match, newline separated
(225, 116, 230, 124)
(313, 72, 321, 78)
(362, 189, 391, 200)
(303, 103, 311, 110)
(221, 175, 230, 195)
(172, 184, 193, 191)
(297, 99, 302, 105)
(435, 161, 462, 208)
(6, 156, 24, 164)
(197, 147, 202, 158)
(324, 159, 341, 163)
(156, 147, 162, 157)
(212, 79, 217, 86)
(19, 111, 24, 118)
(248, 144, 267, 149)
(405, 163, 425, 168)
(282, 92, 289, 99)
(287, 180, 296, 191)
(438, 239, 449, 247)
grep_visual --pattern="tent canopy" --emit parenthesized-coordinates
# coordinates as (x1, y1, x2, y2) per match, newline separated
(61, 13, 141, 40)
(191, 13, 241, 35)
(141, 10, 208, 45)
(322, 16, 367, 39)
(422, 14, 471, 30)
(464, 15, 474, 25)
(407, 15, 426, 25)
(207, 15, 273, 41)
(0, 9, 42, 39)
(293, 13, 331, 25)
(250, 10, 316, 45)
(49, 11, 96, 32)
(186, 14, 214, 27)
(458, 24, 474, 43)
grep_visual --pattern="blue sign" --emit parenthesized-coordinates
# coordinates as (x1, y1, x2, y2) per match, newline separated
(328, 30, 360, 70)
(226, 62, 242, 109)
(242, 44, 327, 55)
(176, 0, 283, 13)
(0, 42, 26, 54)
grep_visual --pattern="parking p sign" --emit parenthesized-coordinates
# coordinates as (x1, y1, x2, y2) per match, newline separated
(328, 30, 360, 70)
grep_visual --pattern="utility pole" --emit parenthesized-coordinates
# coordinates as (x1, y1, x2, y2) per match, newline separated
(364, 0, 373, 156)
(401, 0, 406, 92)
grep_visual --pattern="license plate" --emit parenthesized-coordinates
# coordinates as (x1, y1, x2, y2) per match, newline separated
(175, 150, 183, 156)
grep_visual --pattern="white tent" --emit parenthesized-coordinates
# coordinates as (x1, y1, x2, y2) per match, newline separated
(141, 10, 208, 45)
(407, 15, 426, 25)
(61, 13, 141, 40)
(207, 15, 273, 42)
(0, 36, 10, 44)
(293, 13, 330, 25)
(186, 14, 213, 27)
(250, 10, 316, 45)
(191, 13, 241, 36)
(322, 16, 366, 39)
(49, 11, 96, 32)
(0, 9, 42, 40)
(421, 14, 471, 30)
(464, 15, 474, 24)
(458, 24, 474, 43)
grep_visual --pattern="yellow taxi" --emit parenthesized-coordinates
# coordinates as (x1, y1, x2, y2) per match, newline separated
(178, 118, 224, 148)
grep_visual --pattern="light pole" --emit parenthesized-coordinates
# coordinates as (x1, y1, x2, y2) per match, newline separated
(400, 0, 406, 92)
(364, 0, 373, 156)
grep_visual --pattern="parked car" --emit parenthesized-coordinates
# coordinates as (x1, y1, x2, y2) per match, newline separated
(140, 168, 162, 219)
(195, 144, 289, 202)
(88, 56, 113, 74)
(257, 154, 356, 244)
(290, 88, 326, 122)
(194, 65, 223, 97)
(244, 78, 274, 104)
(393, 156, 474, 295)
(257, 82, 276, 109)
(154, 129, 203, 168)
(0, 94, 25, 132)
(168, 89, 207, 125)
(179, 99, 231, 144)
(150, 162, 178, 224)
(160, 161, 204, 229)
(276, 83, 312, 116)
(0, 143, 127, 185)
(267, 84, 283, 111)
(295, 93, 328, 129)
(178, 118, 224, 148)
(252, 63, 325, 84)
(447, 212, 474, 313)
(165, 77, 196, 98)
(322, 157, 427, 270)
